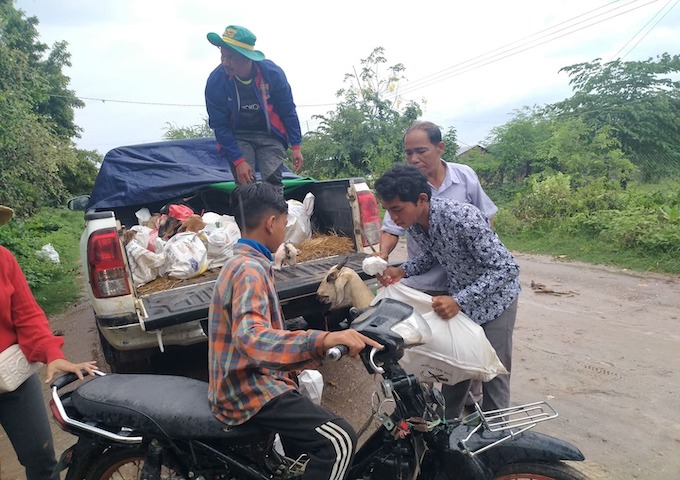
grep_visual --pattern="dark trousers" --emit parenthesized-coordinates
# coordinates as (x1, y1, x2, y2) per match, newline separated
(246, 390, 356, 480)
(0, 373, 59, 480)
(442, 298, 518, 418)
(234, 132, 285, 195)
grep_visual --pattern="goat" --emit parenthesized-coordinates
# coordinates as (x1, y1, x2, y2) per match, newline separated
(316, 257, 374, 309)
(178, 214, 207, 234)
(273, 242, 300, 270)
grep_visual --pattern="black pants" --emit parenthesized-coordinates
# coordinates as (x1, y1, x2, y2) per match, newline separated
(246, 390, 356, 480)
(0, 373, 59, 480)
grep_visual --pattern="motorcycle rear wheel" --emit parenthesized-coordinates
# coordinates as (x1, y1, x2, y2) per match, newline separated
(494, 461, 588, 480)
(84, 446, 183, 480)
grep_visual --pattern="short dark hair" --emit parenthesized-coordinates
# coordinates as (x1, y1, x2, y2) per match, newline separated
(403, 120, 442, 145)
(231, 183, 287, 231)
(374, 165, 431, 204)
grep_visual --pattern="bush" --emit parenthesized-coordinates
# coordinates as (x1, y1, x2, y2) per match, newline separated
(0, 208, 84, 313)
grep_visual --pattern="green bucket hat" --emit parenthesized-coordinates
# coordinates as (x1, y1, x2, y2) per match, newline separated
(207, 25, 265, 62)
(0, 205, 13, 226)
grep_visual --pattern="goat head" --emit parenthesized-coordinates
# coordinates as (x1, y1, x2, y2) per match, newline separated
(317, 265, 352, 309)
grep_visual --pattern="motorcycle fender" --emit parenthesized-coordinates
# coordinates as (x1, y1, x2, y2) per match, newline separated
(54, 444, 76, 474)
(450, 426, 585, 469)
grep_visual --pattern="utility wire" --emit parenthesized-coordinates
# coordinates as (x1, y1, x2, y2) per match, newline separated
(611, 0, 679, 60)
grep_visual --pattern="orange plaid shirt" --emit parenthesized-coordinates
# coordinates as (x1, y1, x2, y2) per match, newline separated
(208, 241, 328, 426)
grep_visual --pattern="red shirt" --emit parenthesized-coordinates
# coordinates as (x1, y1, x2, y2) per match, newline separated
(0, 246, 65, 363)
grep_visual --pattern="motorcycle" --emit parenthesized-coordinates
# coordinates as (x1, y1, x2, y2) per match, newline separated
(50, 298, 587, 479)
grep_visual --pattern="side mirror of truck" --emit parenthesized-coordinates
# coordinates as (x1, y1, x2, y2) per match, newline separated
(67, 195, 91, 211)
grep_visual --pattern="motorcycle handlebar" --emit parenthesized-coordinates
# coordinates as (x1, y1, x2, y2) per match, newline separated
(325, 345, 349, 361)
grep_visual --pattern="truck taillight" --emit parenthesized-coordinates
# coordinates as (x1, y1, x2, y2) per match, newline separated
(357, 190, 381, 247)
(87, 228, 131, 298)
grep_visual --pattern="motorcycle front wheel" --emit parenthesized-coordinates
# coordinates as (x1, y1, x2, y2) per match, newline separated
(494, 461, 588, 480)
(84, 446, 183, 480)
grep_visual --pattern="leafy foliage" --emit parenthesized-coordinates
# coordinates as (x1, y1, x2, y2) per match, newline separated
(547, 54, 680, 180)
(0, 1, 95, 214)
(163, 118, 214, 140)
(0, 207, 84, 313)
(302, 47, 422, 180)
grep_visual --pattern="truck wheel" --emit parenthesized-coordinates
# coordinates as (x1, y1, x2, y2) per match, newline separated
(98, 331, 152, 373)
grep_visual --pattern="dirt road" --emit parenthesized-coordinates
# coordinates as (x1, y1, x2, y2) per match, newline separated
(2, 248, 679, 479)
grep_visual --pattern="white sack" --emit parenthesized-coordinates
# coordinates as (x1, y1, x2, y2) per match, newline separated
(163, 232, 208, 279)
(200, 214, 241, 269)
(372, 283, 508, 385)
(298, 369, 324, 405)
(284, 192, 315, 244)
(125, 240, 165, 286)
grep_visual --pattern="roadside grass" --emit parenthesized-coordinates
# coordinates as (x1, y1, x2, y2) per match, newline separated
(0, 208, 85, 316)
(500, 228, 680, 276)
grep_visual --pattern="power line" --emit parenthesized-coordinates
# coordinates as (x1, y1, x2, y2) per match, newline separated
(611, 0, 679, 60)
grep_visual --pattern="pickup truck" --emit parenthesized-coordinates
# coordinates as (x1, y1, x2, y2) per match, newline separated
(71, 137, 382, 373)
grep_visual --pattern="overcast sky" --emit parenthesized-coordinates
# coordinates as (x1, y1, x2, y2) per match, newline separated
(14, 0, 680, 156)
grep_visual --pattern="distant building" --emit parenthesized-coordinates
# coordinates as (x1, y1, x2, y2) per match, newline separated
(456, 144, 488, 159)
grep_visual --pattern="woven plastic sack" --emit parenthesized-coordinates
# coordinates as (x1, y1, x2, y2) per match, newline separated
(163, 232, 208, 279)
(371, 283, 508, 385)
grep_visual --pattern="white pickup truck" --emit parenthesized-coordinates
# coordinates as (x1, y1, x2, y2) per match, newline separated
(70, 137, 382, 372)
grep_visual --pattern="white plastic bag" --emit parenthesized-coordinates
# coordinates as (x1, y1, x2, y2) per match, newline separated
(125, 241, 165, 287)
(284, 192, 315, 244)
(362, 256, 388, 276)
(200, 214, 241, 269)
(163, 232, 208, 279)
(36, 244, 60, 264)
(298, 369, 324, 405)
(372, 283, 508, 385)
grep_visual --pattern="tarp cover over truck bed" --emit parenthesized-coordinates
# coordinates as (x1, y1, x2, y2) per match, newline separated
(88, 137, 301, 210)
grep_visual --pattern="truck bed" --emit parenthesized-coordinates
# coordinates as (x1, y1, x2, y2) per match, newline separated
(139, 253, 371, 331)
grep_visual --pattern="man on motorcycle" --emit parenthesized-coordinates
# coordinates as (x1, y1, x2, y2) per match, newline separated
(207, 183, 381, 480)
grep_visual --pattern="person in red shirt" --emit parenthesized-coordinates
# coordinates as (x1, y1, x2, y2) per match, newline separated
(0, 205, 97, 480)
(208, 184, 381, 479)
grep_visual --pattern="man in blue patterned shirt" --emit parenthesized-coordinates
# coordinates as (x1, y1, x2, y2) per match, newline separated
(374, 165, 521, 418)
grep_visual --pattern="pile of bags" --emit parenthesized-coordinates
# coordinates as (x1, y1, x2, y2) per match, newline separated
(124, 205, 241, 286)
(125, 193, 316, 287)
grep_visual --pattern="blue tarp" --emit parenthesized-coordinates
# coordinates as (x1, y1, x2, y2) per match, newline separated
(88, 137, 299, 210)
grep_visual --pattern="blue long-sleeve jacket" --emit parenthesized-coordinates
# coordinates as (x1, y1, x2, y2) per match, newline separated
(205, 59, 302, 166)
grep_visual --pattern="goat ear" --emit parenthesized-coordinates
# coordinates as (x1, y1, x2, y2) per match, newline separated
(334, 273, 349, 306)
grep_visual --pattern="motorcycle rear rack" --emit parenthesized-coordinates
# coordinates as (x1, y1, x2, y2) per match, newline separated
(460, 400, 558, 457)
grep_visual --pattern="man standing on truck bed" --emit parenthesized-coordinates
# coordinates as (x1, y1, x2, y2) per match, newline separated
(205, 25, 304, 194)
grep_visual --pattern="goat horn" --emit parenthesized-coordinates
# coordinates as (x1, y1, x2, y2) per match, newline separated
(336, 256, 349, 270)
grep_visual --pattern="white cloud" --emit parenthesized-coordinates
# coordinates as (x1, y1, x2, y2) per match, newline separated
(15, 0, 680, 153)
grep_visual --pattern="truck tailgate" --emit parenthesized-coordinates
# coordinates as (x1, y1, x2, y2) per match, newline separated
(140, 253, 370, 331)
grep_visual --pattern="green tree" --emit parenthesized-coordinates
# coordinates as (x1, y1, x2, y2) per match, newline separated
(486, 108, 634, 188)
(0, 1, 87, 213)
(440, 126, 459, 163)
(57, 149, 101, 196)
(163, 118, 213, 140)
(302, 47, 422, 180)
(548, 54, 680, 180)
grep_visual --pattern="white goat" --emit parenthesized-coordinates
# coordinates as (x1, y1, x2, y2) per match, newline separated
(317, 258, 374, 309)
(273, 242, 300, 270)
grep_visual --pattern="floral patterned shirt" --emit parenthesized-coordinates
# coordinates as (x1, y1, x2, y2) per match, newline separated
(400, 197, 521, 325)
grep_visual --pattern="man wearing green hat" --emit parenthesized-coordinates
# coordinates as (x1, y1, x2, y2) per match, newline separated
(206, 25, 304, 194)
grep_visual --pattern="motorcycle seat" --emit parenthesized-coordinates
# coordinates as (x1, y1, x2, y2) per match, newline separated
(71, 374, 267, 440)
